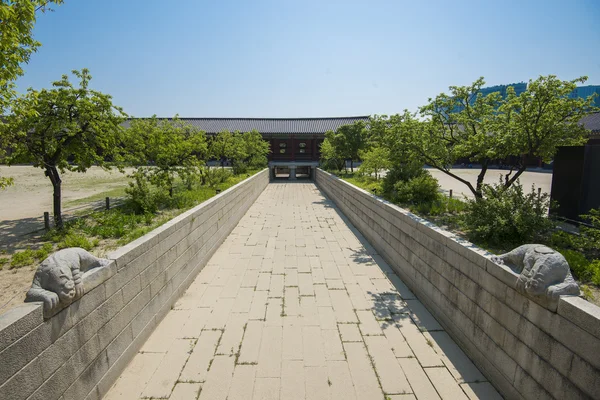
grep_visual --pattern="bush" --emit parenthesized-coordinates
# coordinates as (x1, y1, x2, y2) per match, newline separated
(125, 171, 164, 214)
(232, 160, 248, 174)
(248, 154, 267, 169)
(10, 249, 35, 269)
(464, 181, 554, 246)
(58, 233, 98, 251)
(206, 168, 232, 188)
(382, 163, 425, 196)
(591, 260, 600, 286)
(559, 249, 592, 281)
(392, 172, 439, 204)
(34, 243, 53, 260)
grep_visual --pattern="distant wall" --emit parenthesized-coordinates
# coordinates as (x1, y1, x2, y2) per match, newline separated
(0, 169, 269, 400)
(315, 168, 600, 400)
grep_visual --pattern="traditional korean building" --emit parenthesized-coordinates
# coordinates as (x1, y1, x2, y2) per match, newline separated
(126, 116, 369, 179)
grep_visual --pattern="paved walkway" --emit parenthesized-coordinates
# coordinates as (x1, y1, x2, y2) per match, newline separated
(105, 183, 502, 400)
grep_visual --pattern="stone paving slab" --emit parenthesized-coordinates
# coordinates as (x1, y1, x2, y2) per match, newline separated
(105, 182, 502, 399)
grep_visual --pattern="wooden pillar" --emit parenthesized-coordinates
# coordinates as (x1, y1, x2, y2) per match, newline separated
(312, 136, 317, 161)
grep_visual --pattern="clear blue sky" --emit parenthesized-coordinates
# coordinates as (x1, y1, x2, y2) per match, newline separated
(15, 0, 600, 118)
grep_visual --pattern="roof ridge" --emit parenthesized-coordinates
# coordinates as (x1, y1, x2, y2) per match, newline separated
(129, 116, 370, 120)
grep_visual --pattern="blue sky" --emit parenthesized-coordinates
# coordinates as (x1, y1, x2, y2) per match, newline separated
(15, 0, 600, 117)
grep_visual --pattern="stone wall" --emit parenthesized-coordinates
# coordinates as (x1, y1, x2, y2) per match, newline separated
(0, 169, 269, 400)
(315, 168, 600, 400)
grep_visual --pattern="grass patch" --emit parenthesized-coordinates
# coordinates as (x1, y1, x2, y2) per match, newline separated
(42, 169, 262, 253)
(64, 186, 128, 208)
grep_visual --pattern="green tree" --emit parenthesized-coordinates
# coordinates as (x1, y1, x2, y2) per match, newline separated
(359, 146, 390, 180)
(417, 77, 503, 198)
(126, 116, 208, 197)
(336, 121, 367, 172)
(0, 0, 63, 110)
(241, 130, 270, 168)
(371, 112, 429, 195)
(496, 75, 596, 188)
(320, 134, 345, 172)
(414, 76, 596, 199)
(323, 121, 367, 172)
(0, 0, 63, 187)
(2, 69, 126, 228)
(210, 130, 236, 168)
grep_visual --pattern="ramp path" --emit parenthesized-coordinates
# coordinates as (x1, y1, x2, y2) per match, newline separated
(105, 183, 502, 400)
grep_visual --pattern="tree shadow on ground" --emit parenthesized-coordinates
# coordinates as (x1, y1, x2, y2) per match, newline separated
(0, 217, 46, 254)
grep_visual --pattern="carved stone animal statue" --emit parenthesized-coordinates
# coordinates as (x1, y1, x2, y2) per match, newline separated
(491, 244, 579, 300)
(25, 248, 111, 318)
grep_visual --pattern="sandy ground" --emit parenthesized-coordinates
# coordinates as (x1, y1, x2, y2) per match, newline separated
(0, 165, 131, 313)
(428, 168, 553, 199)
(0, 165, 131, 220)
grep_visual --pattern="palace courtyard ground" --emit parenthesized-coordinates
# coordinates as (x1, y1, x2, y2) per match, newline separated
(105, 182, 501, 400)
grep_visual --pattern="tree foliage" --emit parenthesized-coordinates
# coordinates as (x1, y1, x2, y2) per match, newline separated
(209, 129, 269, 171)
(126, 116, 208, 197)
(241, 130, 270, 168)
(319, 136, 345, 171)
(413, 76, 596, 198)
(359, 146, 390, 180)
(0, 0, 63, 187)
(322, 121, 367, 172)
(210, 130, 236, 168)
(0, 0, 63, 111)
(2, 69, 126, 228)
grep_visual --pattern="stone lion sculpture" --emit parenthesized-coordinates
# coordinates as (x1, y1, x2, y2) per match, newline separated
(491, 244, 579, 300)
(25, 248, 112, 318)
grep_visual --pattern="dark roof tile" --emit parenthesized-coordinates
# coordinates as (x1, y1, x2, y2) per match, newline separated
(121, 116, 369, 134)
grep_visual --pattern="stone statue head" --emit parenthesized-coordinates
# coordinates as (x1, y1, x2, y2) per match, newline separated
(44, 263, 77, 303)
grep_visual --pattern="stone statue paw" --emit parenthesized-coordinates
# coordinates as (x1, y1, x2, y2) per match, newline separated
(25, 247, 112, 318)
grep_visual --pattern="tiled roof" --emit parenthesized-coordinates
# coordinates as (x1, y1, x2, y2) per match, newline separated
(121, 116, 370, 134)
(580, 112, 600, 134)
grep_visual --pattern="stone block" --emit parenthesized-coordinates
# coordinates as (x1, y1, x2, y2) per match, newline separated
(106, 325, 133, 366)
(0, 303, 43, 353)
(569, 354, 600, 399)
(62, 350, 109, 400)
(121, 275, 141, 305)
(82, 261, 116, 294)
(513, 366, 553, 400)
(484, 257, 519, 288)
(0, 318, 53, 385)
(0, 356, 45, 400)
(107, 230, 159, 269)
(557, 296, 600, 340)
(67, 284, 107, 327)
(30, 334, 103, 400)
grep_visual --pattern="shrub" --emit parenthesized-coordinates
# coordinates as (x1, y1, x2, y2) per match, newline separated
(58, 234, 98, 251)
(34, 243, 54, 260)
(559, 249, 592, 282)
(590, 260, 600, 286)
(248, 154, 268, 169)
(10, 249, 35, 268)
(125, 171, 164, 214)
(382, 163, 425, 196)
(392, 172, 439, 204)
(232, 160, 248, 175)
(205, 168, 232, 188)
(464, 181, 553, 246)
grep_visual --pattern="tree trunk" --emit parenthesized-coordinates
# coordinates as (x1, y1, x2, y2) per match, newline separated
(350, 160, 354, 173)
(475, 160, 489, 198)
(46, 166, 63, 229)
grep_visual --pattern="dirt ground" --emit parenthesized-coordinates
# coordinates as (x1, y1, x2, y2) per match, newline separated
(428, 168, 553, 199)
(0, 165, 131, 313)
